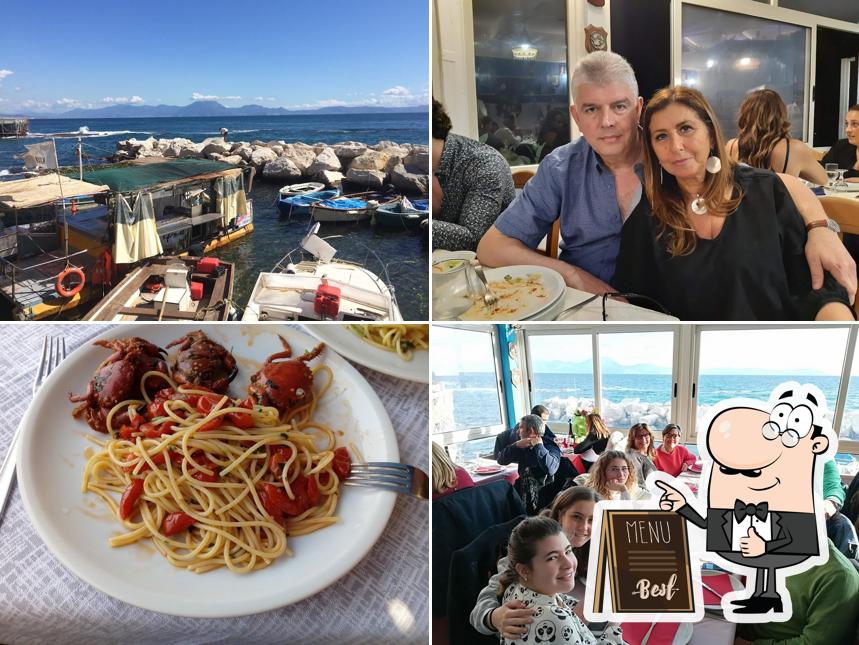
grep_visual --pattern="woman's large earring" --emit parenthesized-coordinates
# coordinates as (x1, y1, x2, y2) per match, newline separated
(705, 154, 722, 174)
(659, 165, 663, 184)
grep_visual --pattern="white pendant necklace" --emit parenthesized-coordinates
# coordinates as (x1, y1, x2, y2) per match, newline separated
(690, 193, 708, 215)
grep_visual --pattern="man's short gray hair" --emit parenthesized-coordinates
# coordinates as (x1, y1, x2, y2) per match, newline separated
(520, 414, 546, 436)
(571, 51, 639, 104)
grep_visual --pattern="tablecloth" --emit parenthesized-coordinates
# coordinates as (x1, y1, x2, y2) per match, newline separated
(0, 323, 428, 645)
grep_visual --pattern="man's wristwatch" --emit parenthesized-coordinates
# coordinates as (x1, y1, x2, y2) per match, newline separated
(806, 219, 841, 234)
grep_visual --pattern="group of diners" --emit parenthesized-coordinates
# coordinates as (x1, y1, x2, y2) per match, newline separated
(432, 410, 859, 644)
(432, 51, 859, 321)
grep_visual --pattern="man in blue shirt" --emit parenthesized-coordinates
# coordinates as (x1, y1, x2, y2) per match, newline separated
(476, 51, 857, 302)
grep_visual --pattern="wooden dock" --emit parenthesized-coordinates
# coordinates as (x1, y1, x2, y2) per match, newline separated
(0, 118, 29, 138)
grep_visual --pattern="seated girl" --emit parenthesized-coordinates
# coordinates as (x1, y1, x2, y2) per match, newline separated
(577, 450, 651, 502)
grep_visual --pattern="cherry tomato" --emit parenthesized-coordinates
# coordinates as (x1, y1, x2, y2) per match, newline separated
(119, 478, 144, 520)
(118, 424, 136, 441)
(188, 452, 219, 483)
(146, 401, 166, 420)
(331, 447, 351, 479)
(161, 512, 195, 536)
(226, 409, 255, 429)
(306, 474, 321, 507)
(269, 445, 293, 476)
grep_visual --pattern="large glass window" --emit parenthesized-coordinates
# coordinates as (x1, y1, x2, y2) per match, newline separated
(431, 326, 503, 461)
(472, 0, 570, 166)
(599, 332, 674, 432)
(528, 333, 594, 422)
(838, 344, 859, 444)
(681, 5, 809, 139)
(696, 329, 849, 436)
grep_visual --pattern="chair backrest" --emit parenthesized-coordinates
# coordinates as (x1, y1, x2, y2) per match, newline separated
(432, 481, 526, 618)
(511, 168, 535, 189)
(509, 167, 562, 258)
(820, 196, 859, 236)
(447, 514, 526, 645)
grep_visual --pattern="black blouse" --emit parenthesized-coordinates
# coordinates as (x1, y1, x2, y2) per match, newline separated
(820, 139, 859, 178)
(613, 165, 851, 320)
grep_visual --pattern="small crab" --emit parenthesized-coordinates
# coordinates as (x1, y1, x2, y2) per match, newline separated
(248, 336, 324, 416)
(69, 338, 168, 433)
(166, 330, 237, 393)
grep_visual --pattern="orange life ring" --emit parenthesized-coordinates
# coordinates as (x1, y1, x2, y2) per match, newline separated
(56, 266, 85, 297)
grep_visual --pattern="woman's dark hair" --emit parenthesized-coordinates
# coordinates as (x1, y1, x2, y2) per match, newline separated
(849, 104, 859, 114)
(499, 516, 564, 591)
(662, 423, 682, 436)
(531, 404, 550, 417)
(627, 422, 656, 460)
(544, 486, 599, 579)
(432, 98, 452, 140)
(736, 89, 792, 170)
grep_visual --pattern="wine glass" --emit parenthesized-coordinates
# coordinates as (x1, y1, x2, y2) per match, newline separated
(836, 169, 848, 192)
(825, 163, 839, 189)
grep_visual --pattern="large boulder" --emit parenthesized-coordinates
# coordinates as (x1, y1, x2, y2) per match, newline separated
(222, 155, 244, 165)
(178, 144, 203, 158)
(377, 143, 410, 159)
(200, 140, 233, 156)
(346, 168, 386, 189)
(262, 155, 302, 180)
(281, 143, 317, 174)
(269, 145, 284, 156)
(333, 142, 367, 160)
(232, 145, 253, 162)
(389, 164, 428, 194)
(250, 147, 278, 168)
(350, 150, 390, 171)
(316, 169, 344, 186)
(162, 144, 182, 158)
(307, 147, 341, 175)
(404, 150, 430, 174)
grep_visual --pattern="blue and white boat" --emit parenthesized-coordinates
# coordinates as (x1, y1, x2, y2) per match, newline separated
(372, 196, 429, 231)
(277, 189, 339, 218)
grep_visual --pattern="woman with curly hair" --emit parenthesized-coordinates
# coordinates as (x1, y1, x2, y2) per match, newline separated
(581, 450, 650, 501)
(726, 89, 827, 185)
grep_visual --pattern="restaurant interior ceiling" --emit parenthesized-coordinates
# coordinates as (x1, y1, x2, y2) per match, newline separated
(472, 0, 567, 62)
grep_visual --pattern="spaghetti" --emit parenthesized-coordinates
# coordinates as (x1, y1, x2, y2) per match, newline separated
(348, 324, 429, 361)
(81, 363, 352, 574)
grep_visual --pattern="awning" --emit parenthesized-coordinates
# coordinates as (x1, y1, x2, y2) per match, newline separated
(0, 175, 109, 209)
(82, 159, 240, 193)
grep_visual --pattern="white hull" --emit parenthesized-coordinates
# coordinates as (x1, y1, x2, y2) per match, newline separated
(311, 207, 371, 223)
(242, 261, 402, 321)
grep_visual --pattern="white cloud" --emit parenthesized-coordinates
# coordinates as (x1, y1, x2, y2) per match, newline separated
(101, 96, 145, 104)
(14, 86, 22, 92)
(0, 98, 7, 103)
(0, 70, 13, 81)
(253, 96, 277, 102)
(56, 97, 81, 107)
(21, 99, 52, 110)
(191, 92, 241, 101)
(383, 85, 411, 96)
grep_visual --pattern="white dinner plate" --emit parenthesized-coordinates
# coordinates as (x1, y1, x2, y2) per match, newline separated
(17, 324, 399, 617)
(459, 265, 566, 321)
(305, 324, 429, 383)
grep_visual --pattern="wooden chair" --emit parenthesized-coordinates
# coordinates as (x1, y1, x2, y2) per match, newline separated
(511, 168, 562, 258)
(819, 196, 859, 317)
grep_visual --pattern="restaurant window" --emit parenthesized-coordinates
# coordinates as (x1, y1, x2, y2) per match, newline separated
(681, 5, 809, 139)
(431, 325, 504, 462)
(598, 331, 674, 433)
(837, 339, 859, 448)
(472, 0, 570, 167)
(528, 333, 594, 423)
(779, 0, 859, 24)
(695, 328, 849, 440)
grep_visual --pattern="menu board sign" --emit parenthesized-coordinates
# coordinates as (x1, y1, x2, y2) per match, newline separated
(592, 510, 694, 613)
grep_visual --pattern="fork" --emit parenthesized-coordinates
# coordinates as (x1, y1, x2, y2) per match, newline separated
(0, 336, 66, 523)
(470, 260, 498, 307)
(345, 462, 429, 500)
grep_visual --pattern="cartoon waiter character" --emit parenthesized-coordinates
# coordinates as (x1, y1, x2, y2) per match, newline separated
(652, 382, 835, 621)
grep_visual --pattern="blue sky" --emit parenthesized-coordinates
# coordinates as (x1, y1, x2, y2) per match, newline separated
(0, 0, 428, 114)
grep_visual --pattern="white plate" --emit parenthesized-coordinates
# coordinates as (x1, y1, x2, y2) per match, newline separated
(17, 324, 399, 617)
(459, 265, 566, 321)
(305, 324, 429, 383)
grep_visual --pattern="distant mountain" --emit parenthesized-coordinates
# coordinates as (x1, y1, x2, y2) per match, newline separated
(534, 358, 671, 375)
(45, 100, 427, 119)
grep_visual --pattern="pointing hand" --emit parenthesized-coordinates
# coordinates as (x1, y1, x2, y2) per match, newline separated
(740, 526, 766, 557)
(655, 480, 685, 512)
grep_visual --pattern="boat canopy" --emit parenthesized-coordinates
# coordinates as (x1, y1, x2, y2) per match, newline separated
(0, 175, 108, 209)
(82, 159, 240, 193)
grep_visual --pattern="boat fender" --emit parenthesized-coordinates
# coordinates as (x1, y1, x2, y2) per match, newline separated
(285, 263, 297, 274)
(56, 266, 85, 298)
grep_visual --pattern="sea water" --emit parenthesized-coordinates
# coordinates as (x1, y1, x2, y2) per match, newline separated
(0, 113, 429, 319)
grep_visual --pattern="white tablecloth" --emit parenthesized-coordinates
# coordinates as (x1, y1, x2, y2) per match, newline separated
(0, 323, 428, 645)
(557, 288, 677, 321)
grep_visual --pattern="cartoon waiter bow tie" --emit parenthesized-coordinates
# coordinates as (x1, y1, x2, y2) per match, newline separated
(734, 500, 769, 522)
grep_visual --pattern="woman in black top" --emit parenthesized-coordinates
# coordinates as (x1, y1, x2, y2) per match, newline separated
(820, 104, 859, 180)
(573, 412, 610, 474)
(614, 86, 853, 321)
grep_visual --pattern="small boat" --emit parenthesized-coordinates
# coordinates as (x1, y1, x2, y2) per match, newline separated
(278, 181, 325, 198)
(310, 197, 375, 223)
(84, 256, 235, 321)
(242, 223, 402, 321)
(372, 196, 430, 231)
(277, 189, 338, 218)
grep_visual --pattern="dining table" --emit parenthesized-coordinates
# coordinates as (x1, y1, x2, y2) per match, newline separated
(0, 323, 428, 645)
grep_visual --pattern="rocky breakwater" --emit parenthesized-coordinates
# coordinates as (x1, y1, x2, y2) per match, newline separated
(111, 137, 429, 194)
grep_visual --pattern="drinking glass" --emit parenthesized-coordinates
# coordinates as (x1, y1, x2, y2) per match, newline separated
(825, 163, 839, 189)
(835, 169, 848, 192)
